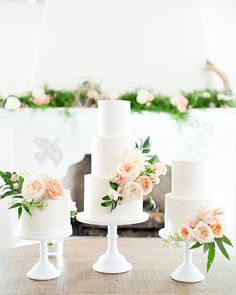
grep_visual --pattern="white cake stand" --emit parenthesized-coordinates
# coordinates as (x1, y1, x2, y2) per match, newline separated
(77, 211, 149, 274)
(17, 226, 72, 280)
(159, 228, 205, 283)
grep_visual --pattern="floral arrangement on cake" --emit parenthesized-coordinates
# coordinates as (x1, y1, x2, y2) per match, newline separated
(100, 137, 167, 212)
(0, 171, 77, 219)
(1, 78, 235, 121)
(163, 207, 233, 271)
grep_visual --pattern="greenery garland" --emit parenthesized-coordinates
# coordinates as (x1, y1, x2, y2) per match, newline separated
(1, 80, 235, 121)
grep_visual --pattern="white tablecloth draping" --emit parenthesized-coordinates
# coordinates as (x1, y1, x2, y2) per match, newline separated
(0, 108, 236, 250)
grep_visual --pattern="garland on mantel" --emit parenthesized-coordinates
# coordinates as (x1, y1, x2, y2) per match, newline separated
(1, 80, 235, 120)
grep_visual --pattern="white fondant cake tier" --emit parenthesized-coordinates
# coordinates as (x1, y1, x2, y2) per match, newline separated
(98, 100, 131, 137)
(91, 136, 133, 178)
(165, 193, 211, 233)
(17, 190, 72, 238)
(84, 174, 143, 222)
(172, 160, 207, 198)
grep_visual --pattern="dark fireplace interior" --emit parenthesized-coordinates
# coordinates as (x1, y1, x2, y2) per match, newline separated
(63, 155, 171, 237)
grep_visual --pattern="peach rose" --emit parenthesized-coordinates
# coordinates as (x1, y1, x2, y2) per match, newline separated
(188, 219, 197, 229)
(210, 222, 224, 238)
(194, 221, 214, 243)
(46, 178, 64, 199)
(117, 162, 140, 180)
(22, 177, 46, 201)
(136, 176, 153, 195)
(171, 95, 189, 113)
(33, 95, 51, 106)
(112, 174, 126, 186)
(179, 225, 193, 241)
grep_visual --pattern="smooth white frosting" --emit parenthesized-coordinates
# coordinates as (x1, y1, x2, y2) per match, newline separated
(165, 193, 211, 233)
(98, 100, 131, 137)
(18, 189, 72, 238)
(84, 175, 143, 222)
(91, 136, 133, 178)
(172, 160, 207, 198)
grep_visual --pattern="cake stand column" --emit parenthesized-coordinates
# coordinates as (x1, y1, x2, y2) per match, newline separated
(93, 225, 132, 274)
(171, 241, 205, 283)
(27, 240, 60, 280)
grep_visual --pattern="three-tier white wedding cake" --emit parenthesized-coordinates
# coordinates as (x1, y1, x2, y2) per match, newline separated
(165, 159, 210, 233)
(82, 100, 145, 223)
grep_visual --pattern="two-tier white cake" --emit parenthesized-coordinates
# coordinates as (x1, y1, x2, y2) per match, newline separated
(17, 189, 73, 239)
(82, 100, 145, 223)
(165, 159, 211, 233)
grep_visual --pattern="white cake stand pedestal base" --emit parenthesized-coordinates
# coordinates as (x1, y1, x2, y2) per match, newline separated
(27, 240, 60, 280)
(17, 226, 72, 280)
(77, 211, 149, 274)
(93, 225, 132, 273)
(159, 228, 205, 283)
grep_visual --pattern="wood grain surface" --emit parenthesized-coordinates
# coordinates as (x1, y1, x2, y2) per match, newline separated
(0, 238, 235, 295)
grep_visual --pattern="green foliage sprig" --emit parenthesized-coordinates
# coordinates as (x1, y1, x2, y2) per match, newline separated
(0, 171, 47, 219)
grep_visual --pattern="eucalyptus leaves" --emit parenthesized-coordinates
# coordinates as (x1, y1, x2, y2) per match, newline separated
(101, 137, 167, 212)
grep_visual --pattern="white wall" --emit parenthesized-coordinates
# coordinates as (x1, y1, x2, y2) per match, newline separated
(0, 0, 221, 95)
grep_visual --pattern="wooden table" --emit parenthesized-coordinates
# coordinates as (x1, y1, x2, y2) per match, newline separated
(0, 238, 235, 295)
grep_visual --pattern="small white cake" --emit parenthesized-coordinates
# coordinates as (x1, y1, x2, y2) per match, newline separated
(82, 100, 144, 223)
(165, 160, 211, 233)
(17, 189, 72, 239)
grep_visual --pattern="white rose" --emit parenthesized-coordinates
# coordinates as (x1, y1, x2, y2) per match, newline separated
(122, 149, 146, 171)
(32, 88, 45, 98)
(202, 92, 211, 98)
(108, 189, 119, 201)
(22, 177, 46, 202)
(4, 96, 21, 110)
(136, 90, 154, 104)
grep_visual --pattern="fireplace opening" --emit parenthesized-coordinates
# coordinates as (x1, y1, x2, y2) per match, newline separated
(63, 155, 171, 237)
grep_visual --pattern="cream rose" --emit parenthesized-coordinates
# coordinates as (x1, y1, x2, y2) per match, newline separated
(45, 178, 64, 199)
(136, 176, 153, 195)
(112, 173, 126, 186)
(136, 90, 154, 104)
(179, 225, 193, 241)
(152, 162, 167, 177)
(87, 90, 99, 100)
(194, 221, 215, 243)
(22, 177, 46, 201)
(203, 213, 219, 225)
(122, 181, 143, 201)
(117, 162, 140, 180)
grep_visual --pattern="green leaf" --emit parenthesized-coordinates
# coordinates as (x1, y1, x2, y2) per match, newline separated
(222, 235, 233, 247)
(143, 136, 150, 148)
(0, 190, 18, 199)
(70, 210, 77, 218)
(190, 242, 203, 249)
(23, 204, 32, 216)
(207, 242, 215, 272)
(135, 142, 139, 149)
(18, 206, 22, 219)
(101, 201, 112, 207)
(203, 243, 211, 253)
(215, 239, 230, 260)
(142, 149, 150, 154)
(12, 195, 23, 199)
(109, 181, 118, 191)
(102, 195, 111, 201)
(148, 155, 157, 164)
(9, 203, 22, 209)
